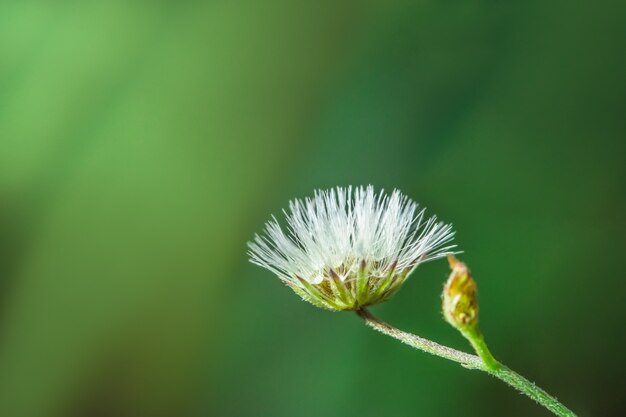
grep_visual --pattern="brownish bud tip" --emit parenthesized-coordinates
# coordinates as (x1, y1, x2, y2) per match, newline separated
(447, 254, 460, 269)
(328, 268, 340, 280)
(388, 260, 398, 271)
(359, 259, 367, 271)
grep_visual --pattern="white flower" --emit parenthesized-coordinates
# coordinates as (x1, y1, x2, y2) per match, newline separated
(248, 185, 457, 311)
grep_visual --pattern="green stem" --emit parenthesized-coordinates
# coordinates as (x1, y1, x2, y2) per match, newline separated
(356, 308, 577, 417)
(487, 365, 577, 417)
(461, 328, 499, 370)
(355, 308, 483, 369)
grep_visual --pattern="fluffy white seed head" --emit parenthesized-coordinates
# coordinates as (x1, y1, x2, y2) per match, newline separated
(248, 186, 457, 310)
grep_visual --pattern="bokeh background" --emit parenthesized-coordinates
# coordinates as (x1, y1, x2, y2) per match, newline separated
(1, 1, 625, 416)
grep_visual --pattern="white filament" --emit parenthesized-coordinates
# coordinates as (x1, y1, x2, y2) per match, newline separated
(248, 186, 457, 285)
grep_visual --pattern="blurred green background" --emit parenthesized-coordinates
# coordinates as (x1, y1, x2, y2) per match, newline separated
(1, 1, 624, 416)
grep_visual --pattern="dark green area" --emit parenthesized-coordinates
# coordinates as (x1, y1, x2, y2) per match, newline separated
(0, 1, 624, 416)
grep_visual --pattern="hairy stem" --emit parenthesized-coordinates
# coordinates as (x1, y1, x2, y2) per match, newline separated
(487, 365, 577, 417)
(356, 308, 577, 417)
(355, 308, 484, 369)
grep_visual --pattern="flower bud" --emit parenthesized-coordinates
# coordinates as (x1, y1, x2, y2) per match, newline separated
(442, 255, 478, 330)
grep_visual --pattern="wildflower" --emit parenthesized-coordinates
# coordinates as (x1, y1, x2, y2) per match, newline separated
(248, 186, 456, 311)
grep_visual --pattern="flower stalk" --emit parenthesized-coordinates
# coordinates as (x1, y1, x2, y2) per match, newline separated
(355, 308, 484, 369)
(356, 308, 577, 417)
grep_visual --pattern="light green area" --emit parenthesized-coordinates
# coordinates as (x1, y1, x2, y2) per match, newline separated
(0, 1, 624, 417)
